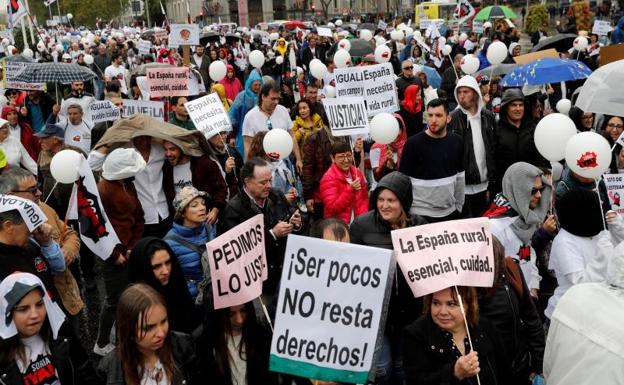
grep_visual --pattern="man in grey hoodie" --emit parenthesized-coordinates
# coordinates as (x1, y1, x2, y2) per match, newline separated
(449, 75, 497, 218)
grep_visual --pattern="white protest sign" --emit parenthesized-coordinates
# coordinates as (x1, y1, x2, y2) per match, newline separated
(605, 174, 624, 215)
(391, 217, 494, 297)
(122, 100, 165, 121)
(185, 93, 232, 138)
(137, 39, 152, 55)
(472, 20, 484, 34)
(207, 214, 266, 309)
(377, 20, 387, 30)
(270, 235, 394, 384)
(317, 27, 333, 37)
(334, 63, 399, 116)
(322, 97, 369, 137)
(168, 24, 200, 48)
(2, 62, 46, 91)
(0, 195, 47, 231)
(592, 20, 614, 36)
(87, 100, 121, 124)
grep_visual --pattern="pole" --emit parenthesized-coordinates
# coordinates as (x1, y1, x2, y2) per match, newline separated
(454, 286, 482, 385)
(20, 16, 30, 48)
(23, 0, 36, 45)
(56, 0, 61, 17)
(145, 0, 151, 27)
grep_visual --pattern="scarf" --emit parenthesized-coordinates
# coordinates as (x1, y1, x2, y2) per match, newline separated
(400, 84, 423, 115)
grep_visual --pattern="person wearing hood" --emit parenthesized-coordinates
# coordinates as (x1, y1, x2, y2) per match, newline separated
(2, 105, 40, 163)
(274, 37, 288, 57)
(484, 162, 552, 298)
(398, 84, 424, 137)
(503, 42, 521, 64)
(229, 69, 263, 158)
(210, 83, 233, 112)
(449, 75, 497, 218)
(612, 16, 624, 44)
(156, 47, 175, 65)
(219, 64, 244, 101)
(95, 148, 146, 356)
(494, 89, 549, 193)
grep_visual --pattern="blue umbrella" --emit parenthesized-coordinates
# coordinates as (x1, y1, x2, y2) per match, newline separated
(417, 65, 442, 89)
(500, 58, 592, 87)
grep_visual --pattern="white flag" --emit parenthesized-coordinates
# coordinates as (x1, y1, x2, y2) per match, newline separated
(8, 0, 28, 30)
(67, 158, 120, 260)
(454, 0, 475, 26)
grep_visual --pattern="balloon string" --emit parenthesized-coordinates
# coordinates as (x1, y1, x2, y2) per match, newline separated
(44, 181, 58, 203)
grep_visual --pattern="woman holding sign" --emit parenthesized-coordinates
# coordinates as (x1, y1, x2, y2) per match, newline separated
(402, 286, 511, 385)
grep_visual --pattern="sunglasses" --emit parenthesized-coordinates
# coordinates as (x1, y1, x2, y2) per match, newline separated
(531, 186, 546, 195)
(403, 66, 414, 70)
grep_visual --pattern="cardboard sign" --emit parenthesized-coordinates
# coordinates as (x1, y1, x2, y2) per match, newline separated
(605, 174, 624, 215)
(391, 218, 495, 297)
(592, 20, 614, 36)
(122, 100, 165, 121)
(513, 48, 559, 64)
(599, 44, 624, 66)
(317, 27, 333, 37)
(137, 39, 152, 56)
(146, 67, 191, 97)
(168, 24, 200, 48)
(0, 195, 47, 231)
(86, 100, 121, 123)
(322, 97, 369, 137)
(2, 62, 46, 91)
(334, 63, 398, 116)
(185, 93, 232, 138)
(206, 214, 266, 309)
(377, 20, 387, 30)
(270, 235, 394, 384)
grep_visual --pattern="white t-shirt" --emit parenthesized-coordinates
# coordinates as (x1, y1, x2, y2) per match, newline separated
(227, 334, 247, 385)
(139, 359, 170, 385)
(104, 64, 128, 95)
(242, 105, 293, 138)
(62, 120, 92, 155)
(173, 162, 193, 194)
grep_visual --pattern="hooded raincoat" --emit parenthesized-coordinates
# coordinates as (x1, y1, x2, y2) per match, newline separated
(229, 69, 263, 157)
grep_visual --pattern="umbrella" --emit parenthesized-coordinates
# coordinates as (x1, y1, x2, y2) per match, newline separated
(199, 31, 220, 46)
(575, 59, 624, 116)
(332, 38, 375, 57)
(132, 62, 174, 76)
(415, 65, 442, 89)
(12, 63, 97, 83)
(224, 33, 242, 42)
(474, 5, 518, 21)
(500, 58, 592, 87)
(358, 23, 377, 31)
(530, 34, 577, 53)
(475, 63, 518, 77)
(284, 21, 306, 30)
(1, 54, 34, 63)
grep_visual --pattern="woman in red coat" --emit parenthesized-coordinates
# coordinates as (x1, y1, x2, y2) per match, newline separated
(320, 141, 368, 224)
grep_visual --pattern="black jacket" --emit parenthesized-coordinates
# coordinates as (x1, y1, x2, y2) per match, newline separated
(398, 105, 424, 138)
(449, 108, 497, 189)
(395, 74, 423, 101)
(440, 66, 459, 103)
(210, 144, 244, 199)
(403, 316, 512, 385)
(97, 332, 199, 385)
(0, 323, 101, 385)
(301, 46, 326, 71)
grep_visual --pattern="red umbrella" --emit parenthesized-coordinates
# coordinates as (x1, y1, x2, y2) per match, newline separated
(284, 21, 306, 30)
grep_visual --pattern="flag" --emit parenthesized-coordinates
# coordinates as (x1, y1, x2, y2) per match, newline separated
(160, 1, 170, 30)
(186, 0, 192, 24)
(8, 0, 27, 29)
(67, 158, 121, 261)
(454, 0, 475, 26)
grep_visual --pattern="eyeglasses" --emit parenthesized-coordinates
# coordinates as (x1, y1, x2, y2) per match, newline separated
(334, 153, 353, 161)
(608, 123, 624, 130)
(12, 185, 41, 194)
(402, 66, 414, 70)
(531, 186, 545, 195)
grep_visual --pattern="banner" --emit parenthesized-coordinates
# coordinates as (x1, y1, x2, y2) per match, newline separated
(185, 93, 232, 139)
(206, 214, 266, 309)
(8, 0, 27, 29)
(137, 39, 152, 56)
(0, 194, 47, 231)
(605, 174, 624, 215)
(270, 235, 394, 384)
(334, 63, 399, 116)
(123, 100, 165, 121)
(317, 27, 333, 37)
(146, 67, 191, 97)
(67, 158, 121, 260)
(322, 97, 369, 137)
(453, 0, 476, 26)
(391, 217, 495, 297)
(168, 24, 200, 48)
(3, 62, 46, 91)
(86, 100, 121, 124)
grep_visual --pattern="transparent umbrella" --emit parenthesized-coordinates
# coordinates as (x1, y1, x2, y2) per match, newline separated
(575, 59, 624, 116)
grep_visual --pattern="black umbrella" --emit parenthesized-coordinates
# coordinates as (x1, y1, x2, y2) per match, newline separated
(530, 34, 577, 53)
(331, 38, 375, 57)
(199, 31, 220, 46)
(358, 23, 376, 31)
(13, 63, 97, 83)
(224, 33, 243, 43)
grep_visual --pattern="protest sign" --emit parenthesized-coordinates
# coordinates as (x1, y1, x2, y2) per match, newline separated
(86, 100, 121, 124)
(123, 100, 165, 121)
(206, 214, 266, 309)
(604, 174, 624, 214)
(513, 48, 558, 64)
(0, 195, 47, 231)
(600, 44, 624, 65)
(2, 62, 46, 91)
(377, 20, 387, 30)
(137, 39, 152, 55)
(472, 20, 484, 34)
(592, 20, 613, 36)
(317, 27, 333, 37)
(391, 217, 494, 297)
(322, 97, 369, 137)
(168, 24, 200, 47)
(334, 63, 399, 116)
(270, 235, 394, 384)
(146, 67, 191, 97)
(185, 93, 232, 138)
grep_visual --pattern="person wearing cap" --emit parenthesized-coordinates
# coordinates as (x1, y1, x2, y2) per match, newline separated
(57, 80, 94, 118)
(494, 89, 549, 193)
(46, 103, 93, 155)
(0, 117, 37, 175)
(95, 148, 146, 356)
(206, 128, 244, 199)
(1, 105, 40, 163)
(0, 272, 101, 385)
(449, 75, 497, 218)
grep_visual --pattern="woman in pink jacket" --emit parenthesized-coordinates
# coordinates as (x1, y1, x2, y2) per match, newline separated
(320, 141, 369, 224)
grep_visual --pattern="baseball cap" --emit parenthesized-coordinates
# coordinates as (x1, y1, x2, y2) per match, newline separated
(35, 124, 65, 139)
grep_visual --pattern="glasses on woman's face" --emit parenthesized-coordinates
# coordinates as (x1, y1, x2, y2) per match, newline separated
(608, 123, 624, 130)
(334, 153, 353, 162)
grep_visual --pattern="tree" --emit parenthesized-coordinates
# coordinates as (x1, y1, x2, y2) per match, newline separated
(28, 0, 131, 28)
(319, 0, 333, 21)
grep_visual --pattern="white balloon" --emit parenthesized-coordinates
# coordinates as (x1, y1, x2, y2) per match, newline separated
(375, 36, 387, 46)
(405, 27, 414, 36)
(249, 50, 265, 69)
(309, 58, 327, 80)
(325, 85, 336, 98)
(437, 36, 446, 47)
(275, 55, 284, 65)
(390, 30, 404, 41)
(534, 113, 578, 162)
(556, 99, 572, 115)
(337, 38, 351, 52)
(333, 49, 352, 68)
(209, 60, 227, 81)
(374, 44, 391, 63)
(460, 54, 480, 75)
(565, 132, 612, 178)
(67, 13, 73, 19)
(551, 161, 563, 182)
(263, 129, 293, 160)
(459, 33, 468, 42)
(335, 19, 343, 27)
(22, 48, 33, 58)
(83, 54, 94, 65)
(327, 22, 335, 28)
(573, 36, 588, 51)
(442, 44, 452, 56)
(483, 21, 492, 29)
(370, 113, 400, 145)
(56, 44, 64, 53)
(50, 150, 82, 184)
(269, 32, 280, 41)
(487, 41, 508, 65)
(359, 29, 373, 41)
(37, 42, 45, 52)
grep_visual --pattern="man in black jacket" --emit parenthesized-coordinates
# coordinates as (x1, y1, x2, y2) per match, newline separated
(395, 60, 423, 101)
(449, 75, 497, 218)
(219, 158, 303, 296)
(301, 35, 325, 71)
(440, 53, 463, 109)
